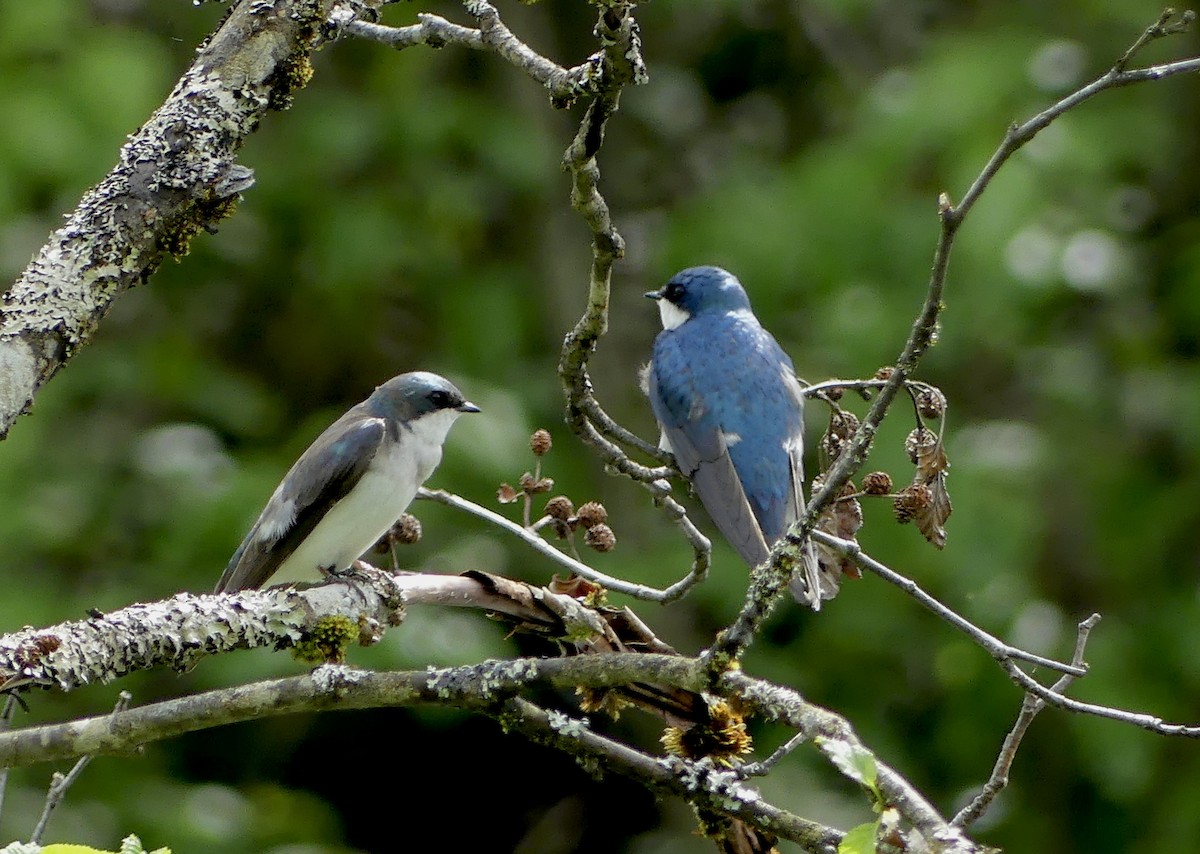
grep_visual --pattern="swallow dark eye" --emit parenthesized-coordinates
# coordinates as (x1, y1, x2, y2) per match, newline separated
(666, 282, 684, 301)
(429, 390, 451, 407)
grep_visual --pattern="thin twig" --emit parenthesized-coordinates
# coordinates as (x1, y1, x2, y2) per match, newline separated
(417, 488, 705, 602)
(736, 731, 808, 779)
(953, 614, 1101, 828)
(28, 691, 132, 845)
(338, 2, 611, 105)
(950, 11, 1199, 224)
(580, 396, 674, 465)
(1000, 658, 1200, 736)
(811, 531, 1084, 676)
(1114, 9, 1194, 73)
(802, 377, 940, 401)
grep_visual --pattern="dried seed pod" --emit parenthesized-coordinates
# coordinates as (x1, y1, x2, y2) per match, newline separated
(496, 483, 519, 504)
(518, 472, 536, 491)
(391, 513, 423, 545)
(530, 428, 553, 456)
(545, 495, 575, 521)
(917, 387, 947, 420)
(825, 386, 844, 402)
(575, 501, 607, 528)
(584, 523, 616, 552)
(820, 409, 861, 463)
(893, 484, 933, 524)
(905, 427, 939, 465)
(874, 366, 895, 381)
(862, 471, 893, 496)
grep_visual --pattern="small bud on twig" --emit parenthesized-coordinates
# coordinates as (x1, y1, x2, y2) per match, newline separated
(584, 523, 616, 552)
(392, 513, 422, 545)
(519, 472, 554, 494)
(893, 484, 933, 524)
(545, 495, 575, 521)
(530, 428, 553, 456)
(576, 501, 607, 529)
(917, 387, 947, 420)
(862, 471, 893, 496)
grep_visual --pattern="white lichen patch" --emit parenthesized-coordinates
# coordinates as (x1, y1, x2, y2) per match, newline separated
(546, 710, 590, 737)
(310, 663, 367, 692)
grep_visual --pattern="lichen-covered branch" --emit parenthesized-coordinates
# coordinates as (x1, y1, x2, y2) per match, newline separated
(0, 652, 966, 850)
(340, 0, 612, 107)
(0, 571, 406, 692)
(0, 0, 328, 439)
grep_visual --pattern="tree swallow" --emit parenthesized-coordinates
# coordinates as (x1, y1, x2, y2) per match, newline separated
(645, 266, 835, 608)
(215, 371, 479, 593)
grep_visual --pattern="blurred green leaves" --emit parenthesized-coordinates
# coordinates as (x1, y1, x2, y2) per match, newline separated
(3, 1, 1200, 852)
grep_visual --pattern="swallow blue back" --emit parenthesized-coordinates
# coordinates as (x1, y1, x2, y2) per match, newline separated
(647, 266, 838, 608)
(651, 309, 801, 538)
(647, 266, 806, 569)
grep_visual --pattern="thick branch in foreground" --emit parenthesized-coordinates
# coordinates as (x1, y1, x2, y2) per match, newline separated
(0, 654, 976, 851)
(0, 0, 328, 439)
(0, 573, 405, 692)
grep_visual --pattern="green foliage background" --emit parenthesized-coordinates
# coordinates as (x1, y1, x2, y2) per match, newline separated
(1, 0, 1199, 851)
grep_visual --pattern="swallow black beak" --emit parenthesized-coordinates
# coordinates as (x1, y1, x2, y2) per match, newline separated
(457, 401, 481, 413)
(644, 289, 664, 300)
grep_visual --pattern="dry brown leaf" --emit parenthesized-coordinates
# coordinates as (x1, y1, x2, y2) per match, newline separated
(813, 478, 864, 582)
(902, 427, 952, 548)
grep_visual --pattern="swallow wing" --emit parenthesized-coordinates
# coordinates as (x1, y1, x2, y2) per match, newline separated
(649, 333, 773, 568)
(216, 410, 387, 592)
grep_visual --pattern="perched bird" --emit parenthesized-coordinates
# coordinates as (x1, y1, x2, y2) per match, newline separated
(645, 265, 835, 608)
(216, 371, 479, 593)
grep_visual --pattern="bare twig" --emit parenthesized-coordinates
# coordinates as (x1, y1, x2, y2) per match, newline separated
(802, 377, 941, 401)
(950, 10, 1199, 225)
(811, 531, 1084, 676)
(417, 487, 706, 601)
(0, 0, 321, 439)
(28, 691, 132, 844)
(341, 3, 613, 107)
(815, 524, 1200, 738)
(953, 615, 1101, 829)
(735, 731, 808, 779)
(999, 658, 1200, 737)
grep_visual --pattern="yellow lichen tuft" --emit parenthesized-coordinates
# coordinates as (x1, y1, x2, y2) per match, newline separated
(660, 700, 753, 767)
(575, 686, 632, 719)
(293, 615, 358, 664)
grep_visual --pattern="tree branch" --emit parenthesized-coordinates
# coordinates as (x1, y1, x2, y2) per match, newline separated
(418, 487, 698, 601)
(0, 653, 960, 850)
(811, 531, 1084, 676)
(953, 614, 1101, 829)
(0, 0, 327, 439)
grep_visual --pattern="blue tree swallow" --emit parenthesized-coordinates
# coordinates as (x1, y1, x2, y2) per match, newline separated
(215, 371, 479, 592)
(645, 266, 835, 608)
